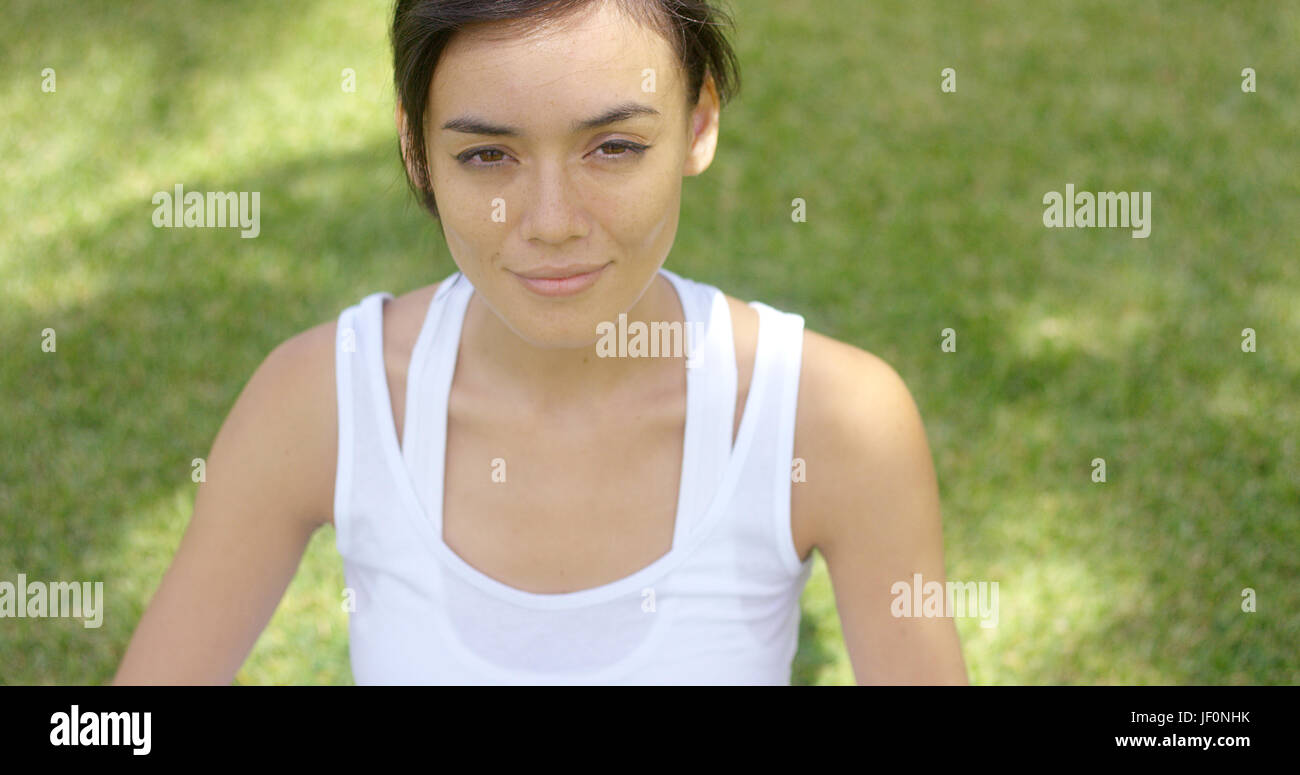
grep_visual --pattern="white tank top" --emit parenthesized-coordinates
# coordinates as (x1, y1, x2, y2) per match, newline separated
(332, 268, 815, 684)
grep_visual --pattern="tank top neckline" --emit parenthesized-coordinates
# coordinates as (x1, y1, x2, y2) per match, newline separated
(365, 268, 777, 610)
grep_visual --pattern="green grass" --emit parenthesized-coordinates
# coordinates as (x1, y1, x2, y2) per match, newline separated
(2, 0, 1296, 685)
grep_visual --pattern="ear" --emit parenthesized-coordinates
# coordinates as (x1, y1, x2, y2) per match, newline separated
(395, 100, 423, 186)
(682, 73, 721, 177)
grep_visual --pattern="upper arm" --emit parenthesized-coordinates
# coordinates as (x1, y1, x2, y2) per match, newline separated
(793, 331, 969, 685)
(112, 321, 339, 684)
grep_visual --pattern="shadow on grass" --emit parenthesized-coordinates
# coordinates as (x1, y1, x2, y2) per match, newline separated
(0, 139, 449, 683)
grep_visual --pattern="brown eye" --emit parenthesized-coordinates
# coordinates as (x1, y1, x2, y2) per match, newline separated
(457, 148, 511, 166)
(595, 140, 649, 159)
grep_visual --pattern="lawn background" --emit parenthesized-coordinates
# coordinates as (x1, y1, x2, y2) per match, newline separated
(1, 0, 1297, 684)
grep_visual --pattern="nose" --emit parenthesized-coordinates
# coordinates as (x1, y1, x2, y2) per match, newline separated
(518, 158, 589, 246)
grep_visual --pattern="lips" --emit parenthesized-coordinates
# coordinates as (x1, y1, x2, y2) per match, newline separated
(514, 263, 608, 280)
(509, 261, 611, 298)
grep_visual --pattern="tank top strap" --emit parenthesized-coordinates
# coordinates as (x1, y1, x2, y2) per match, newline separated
(658, 268, 739, 536)
(332, 289, 397, 552)
(746, 300, 808, 576)
(402, 272, 474, 526)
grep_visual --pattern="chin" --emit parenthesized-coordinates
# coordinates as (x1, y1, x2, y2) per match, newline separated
(484, 290, 609, 350)
(506, 317, 606, 351)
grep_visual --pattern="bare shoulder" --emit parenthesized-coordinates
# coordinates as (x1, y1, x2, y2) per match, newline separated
(796, 329, 914, 431)
(217, 281, 441, 534)
(217, 316, 341, 531)
(790, 327, 940, 559)
(788, 328, 965, 683)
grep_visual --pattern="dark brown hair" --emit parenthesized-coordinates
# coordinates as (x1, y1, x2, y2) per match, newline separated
(391, 0, 740, 218)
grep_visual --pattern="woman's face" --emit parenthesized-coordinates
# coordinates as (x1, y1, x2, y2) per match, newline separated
(413, 0, 719, 349)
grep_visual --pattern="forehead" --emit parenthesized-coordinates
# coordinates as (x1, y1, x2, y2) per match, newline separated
(429, 1, 683, 122)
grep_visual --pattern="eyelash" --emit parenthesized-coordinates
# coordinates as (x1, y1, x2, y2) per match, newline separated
(455, 140, 650, 168)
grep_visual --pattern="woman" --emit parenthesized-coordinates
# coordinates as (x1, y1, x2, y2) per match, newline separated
(114, 0, 968, 685)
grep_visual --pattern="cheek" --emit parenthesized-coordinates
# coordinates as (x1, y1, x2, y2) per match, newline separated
(597, 159, 682, 251)
(431, 161, 485, 226)
(430, 165, 505, 258)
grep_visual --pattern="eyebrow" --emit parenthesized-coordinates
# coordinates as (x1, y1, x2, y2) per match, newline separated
(440, 101, 661, 136)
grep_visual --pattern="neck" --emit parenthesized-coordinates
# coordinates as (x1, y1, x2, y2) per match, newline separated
(458, 272, 685, 412)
